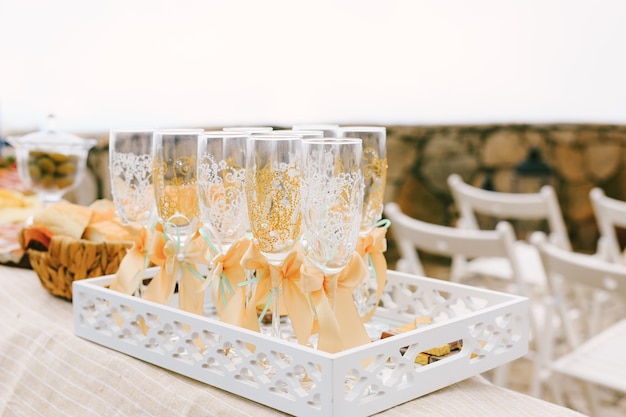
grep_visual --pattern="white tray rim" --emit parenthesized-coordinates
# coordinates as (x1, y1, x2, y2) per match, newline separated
(73, 268, 529, 416)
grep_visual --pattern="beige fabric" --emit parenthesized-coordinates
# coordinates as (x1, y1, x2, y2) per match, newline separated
(0, 265, 588, 417)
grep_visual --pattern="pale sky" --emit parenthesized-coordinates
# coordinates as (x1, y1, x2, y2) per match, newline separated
(1, 0, 625, 133)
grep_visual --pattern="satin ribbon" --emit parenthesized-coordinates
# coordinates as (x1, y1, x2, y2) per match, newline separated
(142, 228, 208, 316)
(197, 238, 250, 327)
(356, 224, 389, 323)
(108, 222, 149, 295)
(240, 243, 314, 345)
(300, 252, 371, 353)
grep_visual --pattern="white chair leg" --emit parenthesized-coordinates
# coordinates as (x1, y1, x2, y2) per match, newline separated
(491, 363, 510, 387)
(529, 296, 555, 399)
(589, 289, 610, 336)
(450, 255, 466, 283)
(581, 381, 600, 417)
(528, 360, 544, 398)
(548, 373, 567, 406)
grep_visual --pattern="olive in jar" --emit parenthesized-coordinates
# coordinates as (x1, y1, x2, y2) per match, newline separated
(27, 151, 78, 191)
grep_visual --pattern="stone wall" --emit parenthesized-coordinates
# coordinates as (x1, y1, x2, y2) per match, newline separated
(385, 123, 626, 254)
(71, 123, 626, 257)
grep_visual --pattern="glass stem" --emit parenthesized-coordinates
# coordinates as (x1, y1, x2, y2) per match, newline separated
(271, 286, 281, 339)
(328, 273, 339, 313)
(244, 270, 255, 308)
(41, 193, 64, 208)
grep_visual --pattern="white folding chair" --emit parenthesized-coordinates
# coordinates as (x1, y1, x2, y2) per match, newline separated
(587, 187, 626, 364)
(590, 187, 626, 264)
(385, 202, 533, 387)
(531, 231, 626, 416)
(386, 202, 520, 278)
(446, 173, 571, 294)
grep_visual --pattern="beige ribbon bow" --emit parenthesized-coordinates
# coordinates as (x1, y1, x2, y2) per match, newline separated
(142, 229, 208, 316)
(198, 238, 250, 327)
(300, 252, 371, 353)
(356, 227, 389, 323)
(109, 222, 149, 295)
(240, 242, 314, 345)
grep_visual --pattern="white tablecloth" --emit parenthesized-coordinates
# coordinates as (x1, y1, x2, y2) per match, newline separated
(0, 265, 588, 417)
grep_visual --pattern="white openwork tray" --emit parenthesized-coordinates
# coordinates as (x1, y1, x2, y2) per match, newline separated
(73, 269, 529, 417)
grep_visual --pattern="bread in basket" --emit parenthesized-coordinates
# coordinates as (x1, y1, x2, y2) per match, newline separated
(20, 200, 133, 300)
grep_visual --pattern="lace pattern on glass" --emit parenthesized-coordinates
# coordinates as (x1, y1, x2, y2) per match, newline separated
(302, 148, 363, 272)
(198, 155, 248, 247)
(111, 152, 154, 224)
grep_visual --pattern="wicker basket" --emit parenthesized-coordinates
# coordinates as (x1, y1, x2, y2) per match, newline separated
(28, 235, 131, 300)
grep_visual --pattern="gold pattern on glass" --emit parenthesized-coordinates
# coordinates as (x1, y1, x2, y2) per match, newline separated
(337, 126, 387, 323)
(154, 156, 200, 227)
(361, 149, 388, 233)
(337, 127, 387, 234)
(246, 162, 301, 258)
(245, 135, 302, 339)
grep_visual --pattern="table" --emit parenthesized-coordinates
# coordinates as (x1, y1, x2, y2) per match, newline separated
(0, 265, 588, 417)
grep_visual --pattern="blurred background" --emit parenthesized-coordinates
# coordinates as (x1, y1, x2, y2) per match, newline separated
(1, 0, 626, 133)
(3, 4, 626, 413)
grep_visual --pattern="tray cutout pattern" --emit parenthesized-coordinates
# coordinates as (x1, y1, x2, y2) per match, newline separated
(74, 270, 528, 417)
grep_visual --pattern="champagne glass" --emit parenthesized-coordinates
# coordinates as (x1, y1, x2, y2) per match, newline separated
(198, 131, 249, 254)
(223, 126, 273, 134)
(198, 131, 250, 322)
(301, 138, 364, 310)
(338, 126, 387, 317)
(338, 126, 387, 234)
(108, 128, 155, 295)
(109, 129, 155, 226)
(293, 123, 340, 137)
(261, 129, 324, 139)
(245, 135, 302, 338)
(153, 129, 202, 246)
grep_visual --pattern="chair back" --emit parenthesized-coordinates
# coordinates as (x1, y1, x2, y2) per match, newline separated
(532, 231, 626, 344)
(385, 202, 522, 279)
(447, 173, 571, 251)
(532, 230, 626, 297)
(590, 187, 626, 264)
(531, 230, 626, 408)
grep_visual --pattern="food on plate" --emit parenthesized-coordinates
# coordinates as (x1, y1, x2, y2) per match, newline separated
(0, 223, 28, 265)
(0, 153, 36, 264)
(0, 188, 40, 224)
(0, 155, 26, 192)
